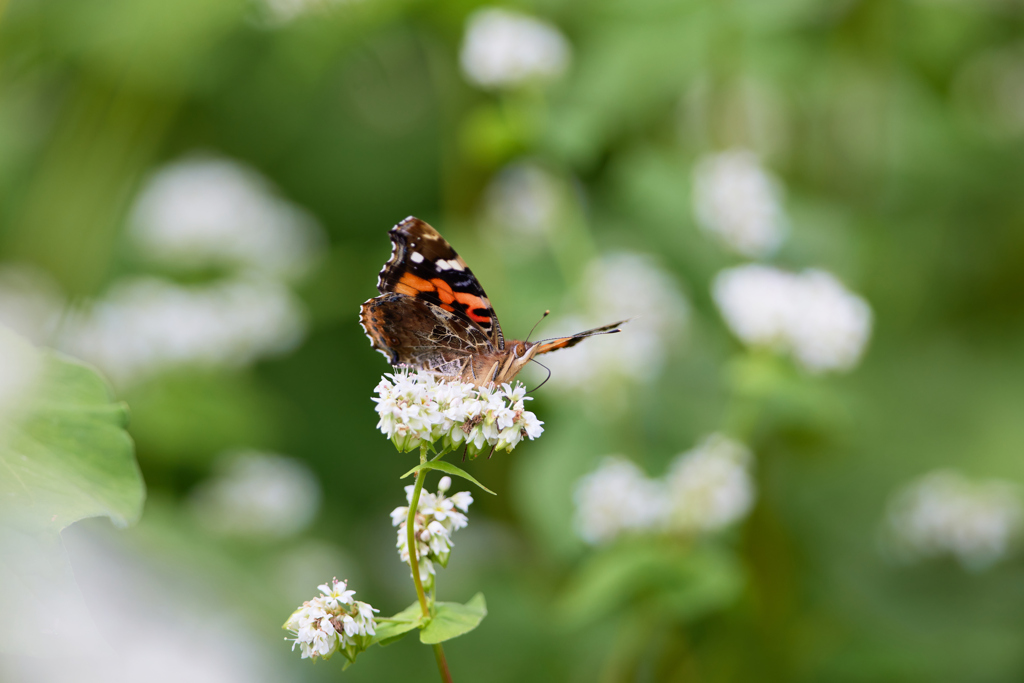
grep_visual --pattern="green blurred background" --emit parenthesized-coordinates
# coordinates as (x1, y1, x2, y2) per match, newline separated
(2, 0, 1024, 680)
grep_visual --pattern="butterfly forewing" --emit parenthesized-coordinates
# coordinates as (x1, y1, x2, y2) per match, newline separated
(377, 217, 505, 350)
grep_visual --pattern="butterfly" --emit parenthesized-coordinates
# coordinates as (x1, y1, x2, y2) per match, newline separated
(359, 217, 625, 388)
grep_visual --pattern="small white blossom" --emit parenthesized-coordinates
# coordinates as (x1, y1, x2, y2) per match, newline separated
(573, 457, 669, 545)
(665, 434, 755, 534)
(372, 370, 543, 456)
(391, 479, 474, 589)
(129, 155, 324, 280)
(693, 150, 786, 258)
(460, 8, 570, 89)
(713, 265, 872, 373)
(886, 470, 1023, 571)
(283, 579, 378, 662)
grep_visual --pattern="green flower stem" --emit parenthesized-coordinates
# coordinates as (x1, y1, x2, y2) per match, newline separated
(407, 447, 454, 683)
(433, 643, 453, 681)
(406, 464, 431, 618)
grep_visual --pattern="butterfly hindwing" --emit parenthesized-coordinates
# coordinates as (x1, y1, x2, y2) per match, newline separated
(359, 292, 494, 376)
(377, 216, 505, 350)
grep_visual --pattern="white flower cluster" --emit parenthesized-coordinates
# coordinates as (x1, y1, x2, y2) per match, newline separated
(665, 434, 756, 534)
(574, 458, 669, 545)
(284, 579, 378, 662)
(713, 265, 872, 373)
(543, 252, 689, 396)
(130, 155, 324, 280)
(390, 476, 473, 587)
(483, 161, 564, 239)
(574, 434, 756, 545)
(189, 451, 321, 539)
(692, 149, 787, 258)
(63, 276, 305, 386)
(0, 155, 322, 388)
(460, 8, 570, 89)
(886, 470, 1023, 571)
(372, 370, 543, 456)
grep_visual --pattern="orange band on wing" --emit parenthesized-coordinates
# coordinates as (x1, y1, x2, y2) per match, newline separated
(452, 292, 490, 323)
(399, 273, 435, 292)
(430, 278, 455, 304)
(394, 283, 418, 296)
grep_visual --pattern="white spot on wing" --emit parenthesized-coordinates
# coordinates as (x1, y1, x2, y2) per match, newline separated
(435, 259, 464, 272)
(410, 251, 424, 263)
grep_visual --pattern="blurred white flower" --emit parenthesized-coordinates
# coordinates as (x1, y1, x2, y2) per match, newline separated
(574, 435, 756, 545)
(189, 451, 321, 539)
(573, 457, 668, 545)
(460, 8, 570, 89)
(129, 155, 324, 280)
(373, 370, 543, 457)
(283, 578, 378, 661)
(0, 326, 43, 427)
(954, 43, 1024, 140)
(713, 264, 872, 373)
(692, 150, 786, 258)
(0, 265, 65, 345)
(886, 470, 1023, 571)
(483, 162, 564, 238)
(63, 275, 306, 386)
(786, 270, 873, 372)
(543, 252, 689, 392)
(1, 524, 283, 682)
(262, 0, 352, 24)
(391, 477, 474, 588)
(665, 434, 755, 534)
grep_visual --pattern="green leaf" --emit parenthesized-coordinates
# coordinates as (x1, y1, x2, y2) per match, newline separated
(0, 330, 145, 655)
(373, 600, 426, 647)
(419, 593, 487, 644)
(399, 461, 496, 495)
(558, 541, 744, 629)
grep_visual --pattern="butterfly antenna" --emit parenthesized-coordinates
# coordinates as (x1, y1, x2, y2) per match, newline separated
(526, 310, 550, 343)
(527, 358, 552, 393)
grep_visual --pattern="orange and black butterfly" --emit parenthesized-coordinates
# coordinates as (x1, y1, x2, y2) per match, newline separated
(359, 217, 624, 387)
